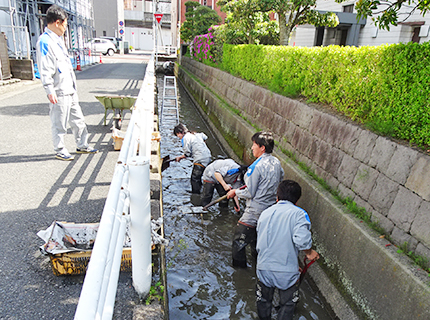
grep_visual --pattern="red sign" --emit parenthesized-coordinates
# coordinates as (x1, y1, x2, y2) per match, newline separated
(154, 13, 163, 23)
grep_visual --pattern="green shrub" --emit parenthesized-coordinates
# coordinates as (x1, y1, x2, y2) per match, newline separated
(219, 43, 430, 148)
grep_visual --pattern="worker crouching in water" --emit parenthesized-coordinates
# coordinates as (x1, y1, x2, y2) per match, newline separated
(174, 123, 212, 194)
(201, 159, 248, 211)
(256, 180, 320, 320)
(227, 132, 284, 268)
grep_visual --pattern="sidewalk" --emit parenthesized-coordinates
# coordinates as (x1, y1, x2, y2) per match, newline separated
(0, 58, 156, 319)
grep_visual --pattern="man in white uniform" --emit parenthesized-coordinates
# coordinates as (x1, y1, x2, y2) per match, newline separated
(36, 4, 97, 160)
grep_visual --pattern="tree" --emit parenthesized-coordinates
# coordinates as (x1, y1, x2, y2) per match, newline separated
(218, 0, 266, 44)
(180, 2, 221, 43)
(260, 0, 340, 45)
(355, 0, 430, 30)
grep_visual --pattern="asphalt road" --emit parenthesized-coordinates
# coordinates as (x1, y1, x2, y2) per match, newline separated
(0, 53, 150, 319)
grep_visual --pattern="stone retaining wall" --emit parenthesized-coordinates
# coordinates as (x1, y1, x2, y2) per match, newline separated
(181, 57, 430, 263)
(178, 57, 430, 320)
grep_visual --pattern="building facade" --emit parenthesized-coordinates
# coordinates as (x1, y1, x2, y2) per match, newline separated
(0, 0, 94, 61)
(290, 0, 430, 47)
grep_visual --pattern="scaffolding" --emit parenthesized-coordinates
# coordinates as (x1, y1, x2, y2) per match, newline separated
(0, 0, 95, 63)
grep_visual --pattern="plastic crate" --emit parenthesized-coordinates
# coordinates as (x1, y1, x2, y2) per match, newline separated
(49, 247, 132, 276)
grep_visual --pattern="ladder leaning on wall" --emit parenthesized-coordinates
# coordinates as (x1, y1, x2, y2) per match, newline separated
(160, 75, 179, 124)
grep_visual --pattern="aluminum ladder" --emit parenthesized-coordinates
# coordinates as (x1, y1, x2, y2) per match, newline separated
(160, 75, 179, 124)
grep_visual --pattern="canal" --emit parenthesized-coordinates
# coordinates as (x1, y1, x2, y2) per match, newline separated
(157, 74, 334, 320)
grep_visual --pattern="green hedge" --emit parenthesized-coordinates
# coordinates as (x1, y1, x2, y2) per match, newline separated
(219, 43, 430, 148)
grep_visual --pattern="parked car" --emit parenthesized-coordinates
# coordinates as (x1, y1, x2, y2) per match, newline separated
(86, 38, 116, 56)
(100, 36, 122, 52)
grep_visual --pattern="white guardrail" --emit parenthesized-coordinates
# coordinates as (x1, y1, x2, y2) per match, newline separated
(74, 53, 156, 320)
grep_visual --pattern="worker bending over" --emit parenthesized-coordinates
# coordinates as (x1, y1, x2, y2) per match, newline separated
(201, 158, 247, 211)
(174, 123, 212, 194)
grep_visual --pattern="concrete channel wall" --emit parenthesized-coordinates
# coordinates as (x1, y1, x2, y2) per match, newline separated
(177, 57, 430, 320)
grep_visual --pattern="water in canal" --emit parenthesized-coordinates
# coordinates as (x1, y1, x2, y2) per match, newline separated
(157, 74, 334, 320)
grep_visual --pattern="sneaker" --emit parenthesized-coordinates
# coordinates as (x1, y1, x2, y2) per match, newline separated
(55, 153, 74, 161)
(76, 147, 98, 154)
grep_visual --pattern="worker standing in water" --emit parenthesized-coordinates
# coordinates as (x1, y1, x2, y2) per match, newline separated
(227, 132, 284, 268)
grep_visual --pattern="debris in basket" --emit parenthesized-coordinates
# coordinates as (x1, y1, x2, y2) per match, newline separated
(38, 218, 168, 255)
(37, 221, 103, 255)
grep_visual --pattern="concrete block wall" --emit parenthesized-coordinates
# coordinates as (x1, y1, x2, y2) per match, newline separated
(181, 57, 430, 265)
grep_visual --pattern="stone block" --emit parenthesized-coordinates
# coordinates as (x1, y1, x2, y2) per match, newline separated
(335, 153, 361, 188)
(325, 174, 340, 191)
(308, 136, 321, 161)
(337, 182, 356, 199)
(370, 210, 394, 234)
(9, 58, 35, 80)
(150, 176, 161, 200)
(296, 129, 313, 157)
(313, 139, 330, 169)
(290, 126, 302, 150)
(151, 199, 161, 220)
(353, 195, 374, 218)
(249, 86, 266, 105)
(410, 200, 430, 246)
(263, 92, 278, 114)
(272, 114, 287, 139)
(284, 121, 297, 143)
(353, 130, 378, 164)
(415, 243, 430, 269)
(326, 117, 350, 148)
(337, 123, 361, 154)
(391, 226, 418, 251)
(278, 98, 298, 120)
(292, 103, 315, 130)
(368, 174, 399, 216)
(351, 164, 379, 201)
(309, 111, 336, 143)
(368, 137, 397, 174)
(324, 147, 345, 178)
(259, 106, 276, 130)
(386, 144, 419, 185)
(405, 156, 430, 201)
(387, 186, 423, 232)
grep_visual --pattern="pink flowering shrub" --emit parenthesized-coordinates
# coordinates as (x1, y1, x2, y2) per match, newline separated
(191, 26, 220, 64)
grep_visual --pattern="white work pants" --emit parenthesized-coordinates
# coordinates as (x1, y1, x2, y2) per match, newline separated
(50, 92, 89, 155)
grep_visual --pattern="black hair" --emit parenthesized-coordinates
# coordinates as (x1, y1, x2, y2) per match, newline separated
(251, 131, 274, 154)
(277, 180, 302, 204)
(238, 165, 248, 182)
(46, 5, 68, 24)
(173, 123, 188, 136)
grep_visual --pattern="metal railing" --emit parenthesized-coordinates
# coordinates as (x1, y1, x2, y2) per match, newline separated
(156, 45, 177, 57)
(74, 53, 156, 320)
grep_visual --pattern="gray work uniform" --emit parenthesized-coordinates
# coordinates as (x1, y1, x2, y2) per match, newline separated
(255, 200, 312, 319)
(202, 158, 241, 187)
(236, 153, 284, 226)
(201, 159, 244, 207)
(256, 200, 312, 289)
(36, 27, 89, 156)
(231, 152, 284, 267)
(181, 132, 212, 166)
